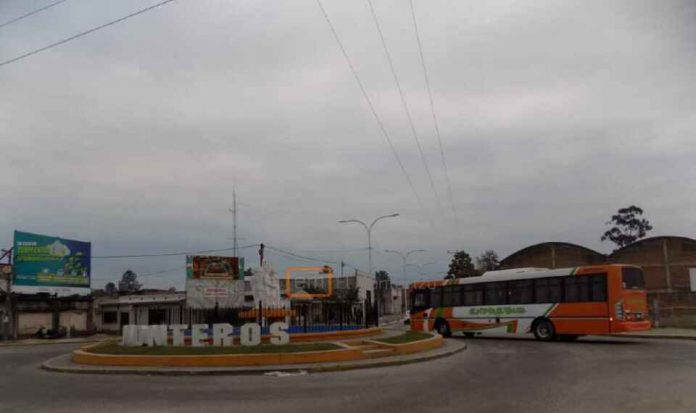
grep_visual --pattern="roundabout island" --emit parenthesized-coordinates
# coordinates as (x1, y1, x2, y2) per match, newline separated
(42, 326, 465, 375)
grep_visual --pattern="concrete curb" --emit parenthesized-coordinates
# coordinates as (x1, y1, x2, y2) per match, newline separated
(0, 337, 111, 347)
(41, 340, 466, 376)
(614, 334, 696, 341)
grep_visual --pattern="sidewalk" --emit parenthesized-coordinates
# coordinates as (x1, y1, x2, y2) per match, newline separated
(0, 334, 112, 347)
(618, 327, 696, 340)
(42, 336, 466, 376)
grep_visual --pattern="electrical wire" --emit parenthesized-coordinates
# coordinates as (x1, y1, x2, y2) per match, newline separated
(315, 0, 428, 215)
(91, 265, 182, 281)
(92, 243, 259, 259)
(0, 0, 179, 68)
(265, 245, 341, 266)
(0, 0, 68, 30)
(366, 0, 444, 214)
(408, 0, 462, 237)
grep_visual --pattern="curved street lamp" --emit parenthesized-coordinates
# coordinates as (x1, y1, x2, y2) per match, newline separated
(384, 249, 425, 281)
(338, 213, 399, 276)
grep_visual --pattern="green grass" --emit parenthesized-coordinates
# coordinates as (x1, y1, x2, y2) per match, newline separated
(87, 341, 340, 355)
(375, 331, 434, 344)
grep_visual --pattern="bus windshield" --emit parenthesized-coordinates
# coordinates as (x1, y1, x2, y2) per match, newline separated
(622, 267, 645, 290)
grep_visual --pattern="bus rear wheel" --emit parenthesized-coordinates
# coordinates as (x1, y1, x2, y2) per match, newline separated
(532, 318, 556, 341)
(435, 320, 451, 338)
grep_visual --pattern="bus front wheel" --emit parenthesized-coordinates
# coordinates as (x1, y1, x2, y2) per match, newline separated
(532, 318, 556, 341)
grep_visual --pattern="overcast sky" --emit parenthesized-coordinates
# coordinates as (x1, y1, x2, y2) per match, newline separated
(1, 0, 695, 289)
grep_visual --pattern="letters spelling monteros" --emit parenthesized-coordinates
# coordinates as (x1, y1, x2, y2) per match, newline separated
(121, 322, 289, 347)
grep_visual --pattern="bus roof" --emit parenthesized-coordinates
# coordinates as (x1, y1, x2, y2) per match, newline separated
(408, 265, 627, 289)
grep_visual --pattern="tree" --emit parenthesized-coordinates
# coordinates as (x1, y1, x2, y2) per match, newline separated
(118, 270, 142, 294)
(104, 282, 117, 296)
(447, 250, 477, 278)
(476, 250, 500, 272)
(243, 268, 253, 278)
(601, 205, 653, 249)
(167, 287, 177, 293)
(375, 270, 391, 290)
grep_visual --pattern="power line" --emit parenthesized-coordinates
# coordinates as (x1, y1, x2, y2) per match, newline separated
(0, 0, 68, 30)
(265, 245, 341, 266)
(366, 0, 444, 214)
(92, 265, 182, 281)
(92, 243, 259, 259)
(0, 0, 179, 69)
(315, 0, 427, 215)
(408, 0, 462, 237)
(265, 244, 365, 273)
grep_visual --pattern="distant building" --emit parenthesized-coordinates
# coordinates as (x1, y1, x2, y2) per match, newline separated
(500, 242, 606, 270)
(94, 291, 186, 333)
(0, 291, 92, 338)
(499, 236, 696, 327)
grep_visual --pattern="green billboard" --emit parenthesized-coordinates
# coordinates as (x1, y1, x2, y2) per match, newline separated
(13, 230, 91, 294)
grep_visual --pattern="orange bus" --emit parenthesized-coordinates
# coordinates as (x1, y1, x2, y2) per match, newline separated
(409, 264, 650, 341)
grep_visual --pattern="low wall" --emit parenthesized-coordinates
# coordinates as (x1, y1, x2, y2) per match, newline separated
(368, 334, 443, 355)
(73, 347, 364, 367)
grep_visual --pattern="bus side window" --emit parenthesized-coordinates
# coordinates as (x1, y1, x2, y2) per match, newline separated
(590, 274, 608, 302)
(430, 288, 442, 308)
(535, 278, 549, 303)
(484, 282, 507, 305)
(564, 277, 591, 302)
(412, 289, 428, 310)
(508, 279, 534, 304)
(443, 285, 462, 307)
(548, 277, 563, 303)
(463, 285, 483, 306)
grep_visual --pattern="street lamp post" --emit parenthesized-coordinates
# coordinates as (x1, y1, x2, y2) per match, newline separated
(338, 213, 399, 276)
(384, 249, 425, 281)
(407, 261, 437, 278)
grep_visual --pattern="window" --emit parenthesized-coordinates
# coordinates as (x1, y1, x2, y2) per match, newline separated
(148, 308, 167, 325)
(590, 274, 607, 301)
(462, 284, 483, 306)
(535, 277, 563, 303)
(443, 285, 462, 307)
(564, 276, 591, 302)
(412, 290, 428, 309)
(484, 282, 507, 305)
(622, 268, 645, 290)
(102, 311, 117, 324)
(508, 279, 534, 304)
(430, 288, 442, 307)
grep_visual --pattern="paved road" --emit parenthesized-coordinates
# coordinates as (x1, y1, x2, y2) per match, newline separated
(1, 336, 695, 413)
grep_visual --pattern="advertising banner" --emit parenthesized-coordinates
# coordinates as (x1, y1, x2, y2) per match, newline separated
(12, 230, 91, 296)
(187, 256, 240, 280)
(185, 255, 242, 309)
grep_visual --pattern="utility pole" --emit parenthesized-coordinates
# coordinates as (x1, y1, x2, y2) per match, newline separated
(229, 188, 238, 258)
(1, 247, 13, 342)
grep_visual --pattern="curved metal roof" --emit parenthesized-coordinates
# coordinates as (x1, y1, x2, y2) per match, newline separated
(609, 235, 696, 256)
(500, 241, 605, 265)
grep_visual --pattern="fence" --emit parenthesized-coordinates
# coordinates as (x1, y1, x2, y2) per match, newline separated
(188, 300, 379, 334)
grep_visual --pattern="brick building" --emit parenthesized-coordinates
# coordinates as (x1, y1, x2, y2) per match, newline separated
(500, 236, 696, 327)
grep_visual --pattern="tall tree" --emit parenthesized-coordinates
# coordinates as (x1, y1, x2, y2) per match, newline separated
(375, 270, 391, 290)
(447, 250, 477, 278)
(104, 282, 117, 296)
(118, 270, 142, 294)
(476, 250, 500, 272)
(601, 205, 653, 249)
